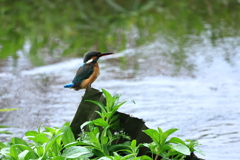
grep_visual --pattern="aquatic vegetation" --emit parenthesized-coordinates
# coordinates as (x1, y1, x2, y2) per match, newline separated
(0, 89, 204, 159)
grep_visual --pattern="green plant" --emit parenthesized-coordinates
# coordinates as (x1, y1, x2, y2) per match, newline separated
(0, 123, 92, 160)
(0, 89, 204, 160)
(92, 140, 152, 160)
(79, 89, 133, 157)
(185, 139, 205, 157)
(143, 128, 204, 160)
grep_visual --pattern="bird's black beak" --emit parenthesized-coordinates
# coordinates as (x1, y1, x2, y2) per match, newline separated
(99, 52, 114, 57)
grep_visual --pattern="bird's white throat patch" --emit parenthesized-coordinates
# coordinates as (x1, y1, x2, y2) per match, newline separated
(86, 59, 93, 64)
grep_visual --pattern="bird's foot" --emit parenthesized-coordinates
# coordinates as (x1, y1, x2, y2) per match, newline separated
(85, 84, 92, 92)
(87, 84, 92, 89)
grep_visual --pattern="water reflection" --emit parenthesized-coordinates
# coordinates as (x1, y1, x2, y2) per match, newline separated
(0, 36, 240, 160)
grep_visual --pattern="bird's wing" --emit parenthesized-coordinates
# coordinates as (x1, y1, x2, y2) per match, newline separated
(72, 64, 94, 84)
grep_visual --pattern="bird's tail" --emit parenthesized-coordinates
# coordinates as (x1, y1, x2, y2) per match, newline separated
(64, 83, 74, 88)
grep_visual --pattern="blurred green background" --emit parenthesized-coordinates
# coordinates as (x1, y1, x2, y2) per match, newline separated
(0, 0, 240, 66)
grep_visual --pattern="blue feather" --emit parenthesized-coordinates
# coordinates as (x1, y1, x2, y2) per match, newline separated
(79, 63, 85, 68)
(64, 83, 74, 88)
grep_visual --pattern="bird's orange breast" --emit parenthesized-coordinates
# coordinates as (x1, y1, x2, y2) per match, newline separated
(80, 63, 100, 89)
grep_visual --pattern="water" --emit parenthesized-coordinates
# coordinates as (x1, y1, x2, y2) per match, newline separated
(0, 37, 240, 160)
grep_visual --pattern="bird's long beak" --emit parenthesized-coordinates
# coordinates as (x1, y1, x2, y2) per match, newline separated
(99, 52, 114, 57)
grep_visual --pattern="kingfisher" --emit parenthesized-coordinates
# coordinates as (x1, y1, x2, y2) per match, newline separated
(63, 51, 113, 91)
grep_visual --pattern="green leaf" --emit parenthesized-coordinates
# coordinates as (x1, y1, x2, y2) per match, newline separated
(162, 128, 178, 144)
(95, 111, 104, 118)
(102, 144, 109, 156)
(106, 129, 113, 141)
(168, 137, 186, 145)
(92, 148, 105, 157)
(51, 140, 61, 157)
(61, 146, 92, 158)
(85, 100, 106, 114)
(38, 125, 41, 133)
(102, 89, 113, 110)
(0, 142, 6, 149)
(63, 122, 71, 127)
(93, 118, 109, 128)
(131, 100, 136, 104)
(28, 133, 50, 144)
(18, 150, 30, 160)
(35, 146, 44, 157)
(194, 147, 205, 156)
(63, 141, 89, 149)
(11, 137, 28, 146)
(80, 121, 93, 130)
(0, 108, 19, 112)
(52, 156, 65, 160)
(108, 143, 130, 152)
(89, 132, 101, 149)
(131, 140, 137, 149)
(10, 145, 21, 159)
(170, 143, 190, 155)
(109, 114, 120, 123)
(112, 101, 126, 114)
(92, 127, 100, 135)
(0, 131, 12, 134)
(25, 131, 39, 137)
(157, 127, 163, 134)
(159, 144, 171, 153)
(105, 112, 114, 118)
(185, 139, 202, 153)
(62, 125, 75, 145)
(45, 133, 63, 152)
(0, 125, 11, 128)
(139, 155, 152, 160)
(143, 129, 160, 144)
(14, 144, 35, 153)
(13, 144, 39, 159)
(44, 127, 58, 135)
(112, 94, 120, 107)
(101, 136, 109, 145)
(0, 147, 10, 157)
(142, 143, 150, 148)
(120, 154, 135, 159)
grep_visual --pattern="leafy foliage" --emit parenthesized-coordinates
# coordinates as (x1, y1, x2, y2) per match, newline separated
(142, 127, 205, 160)
(0, 0, 240, 65)
(0, 89, 204, 159)
(0, 122, 92, 160)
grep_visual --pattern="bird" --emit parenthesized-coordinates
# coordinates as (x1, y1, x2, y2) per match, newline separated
(63, 51, 113, 91)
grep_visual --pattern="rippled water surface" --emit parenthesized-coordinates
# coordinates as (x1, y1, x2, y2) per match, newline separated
(0, 38, 240, 160)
